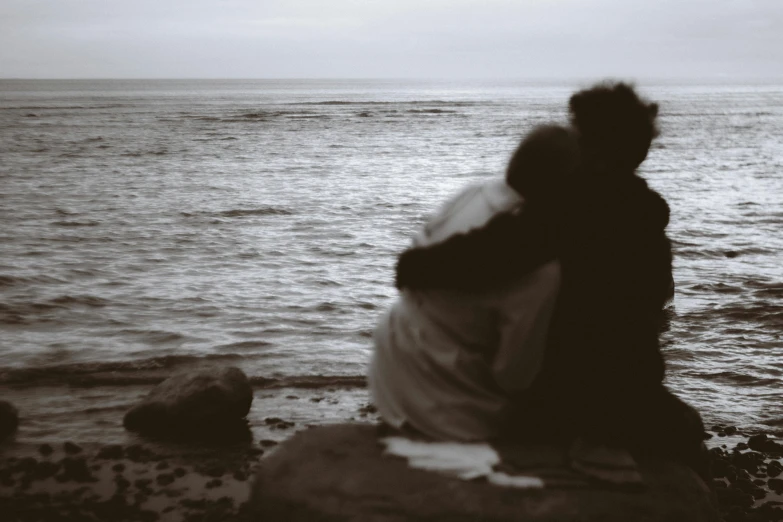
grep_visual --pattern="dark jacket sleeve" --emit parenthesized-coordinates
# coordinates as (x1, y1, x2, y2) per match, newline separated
(395, 206, 557, 292)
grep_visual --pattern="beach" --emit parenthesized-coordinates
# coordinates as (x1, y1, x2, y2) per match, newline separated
(0, 78, 781, 519)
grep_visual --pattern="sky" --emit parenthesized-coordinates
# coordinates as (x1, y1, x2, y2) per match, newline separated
(1, 0, 781, 80)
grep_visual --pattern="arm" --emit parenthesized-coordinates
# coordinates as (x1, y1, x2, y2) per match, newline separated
(395, 205, 557, 293)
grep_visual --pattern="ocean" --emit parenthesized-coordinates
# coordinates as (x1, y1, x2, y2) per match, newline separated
(0, 79, 781, 445)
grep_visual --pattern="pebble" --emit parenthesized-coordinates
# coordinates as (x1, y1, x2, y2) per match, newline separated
(205, 478, 223, 489)
(96, 444, 124, 460)
(38, 444, 54, 457)
(64, 441, 83, 455)
(156, 473, 175, 486)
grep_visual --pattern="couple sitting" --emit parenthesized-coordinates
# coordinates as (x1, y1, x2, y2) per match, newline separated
(368, 82, 708, 477)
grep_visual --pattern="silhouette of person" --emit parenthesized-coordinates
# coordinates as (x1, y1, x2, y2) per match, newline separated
(369, 125, 579, 441)
(395, 82, 708, 475)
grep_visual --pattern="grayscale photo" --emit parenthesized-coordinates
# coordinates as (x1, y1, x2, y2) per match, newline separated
(0, 1, 781, 520)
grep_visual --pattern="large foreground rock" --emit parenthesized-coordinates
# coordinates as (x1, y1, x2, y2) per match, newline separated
(250, 424, 721, 522)
(123, 366, 252, 442)
(0, 401, 19, 442)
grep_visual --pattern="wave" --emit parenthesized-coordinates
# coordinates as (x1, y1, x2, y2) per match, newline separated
(289, 100, 478, 107)
(0, 354, 367, 390)
(0, 104, 131, 111)
(215, 208, 294, 218)
(0, 274, 66, 287)
(52, 220, 100, 227)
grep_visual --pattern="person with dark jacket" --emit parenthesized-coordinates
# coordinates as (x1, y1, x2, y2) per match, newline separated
(395, 82, 708, 475)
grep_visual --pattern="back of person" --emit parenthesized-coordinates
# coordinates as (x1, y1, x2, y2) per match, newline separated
(369, 179, 561, 441)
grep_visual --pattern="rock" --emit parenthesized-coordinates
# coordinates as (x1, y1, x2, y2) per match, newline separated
(64, 441, 82, 454)
(123, 366, 252, 441)
(39, 444, 54, 456)
(156, 473, 175, 486)
(97, 444, 124, 459)
(249, 424, 722, 522)
(768, 478, 783, 493)
(725, 426, 738, 436)
(749, 434, 769, 452)
(0, 400, 19, 441)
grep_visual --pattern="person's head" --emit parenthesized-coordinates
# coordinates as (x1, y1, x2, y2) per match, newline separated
(506, 124, 580, 206)
(568, 81, 659, 175)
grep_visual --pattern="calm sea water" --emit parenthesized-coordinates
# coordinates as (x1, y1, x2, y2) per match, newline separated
(0, 79, 781, 439)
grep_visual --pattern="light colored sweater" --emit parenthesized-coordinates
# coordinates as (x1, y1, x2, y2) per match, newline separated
(368, 179, 561, 441)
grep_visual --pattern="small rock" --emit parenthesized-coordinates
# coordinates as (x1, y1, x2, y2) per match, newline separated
(0, 401, 19, 442)
(156, 461, 169, 470)
(97, 445, 124, 459)
(156, 473, 175, 486)
(173, 467, 186, 478)
(204, 464, 225, 478)
(112, 463, 126, 473)
(64, 441, 82, 455)
(205, 478, 223, 489)
(748, 434, 769, 452)
(768, 478, 783, 492)
(135, 478, 153, 490)
(115, 476, 131, 492)
(736, 443, 749, 451)
(38, 444, 54, 457)
(260, 439, 278, 447)
(123, 366, 253, 442)
(725, 426, 738, 436)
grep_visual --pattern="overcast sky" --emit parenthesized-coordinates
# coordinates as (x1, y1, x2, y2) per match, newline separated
(1, 0, 780, 79)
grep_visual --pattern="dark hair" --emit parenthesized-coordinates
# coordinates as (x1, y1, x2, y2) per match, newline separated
(506, 124, 580, 203)
(569, 82, 659, 173)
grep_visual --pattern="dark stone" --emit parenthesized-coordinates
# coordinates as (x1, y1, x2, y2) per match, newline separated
(725, 427, 738, 436)
(32, 461, 60, 480)
(249, 424, 721, 522)
(135, 478, 153, 489)
(736, 443, 749, 451)
(112, 463, 126, 473)
(96, 444, 124, 459)
(768, 478, 783, 493)
(156, 473, 175, 486)
(123, 366, 253, 442)
(0, 401, 19, 442)
(155, 461, 169, 470)
(749, 435, 769, 452)
(38, 443, 54, 456)
(173, 467, 186, 478)
(259, 439, 278, 447)
(125, 444, 150, 462)
(205, 478, 222, 489)
(63, 441, 82, 454)
(115, 476, 131, 492)
(204, 464, 225, 478)
(763, 441, 783, 454)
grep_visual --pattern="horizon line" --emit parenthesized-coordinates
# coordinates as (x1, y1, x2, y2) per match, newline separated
(2, 76, 783, 83)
